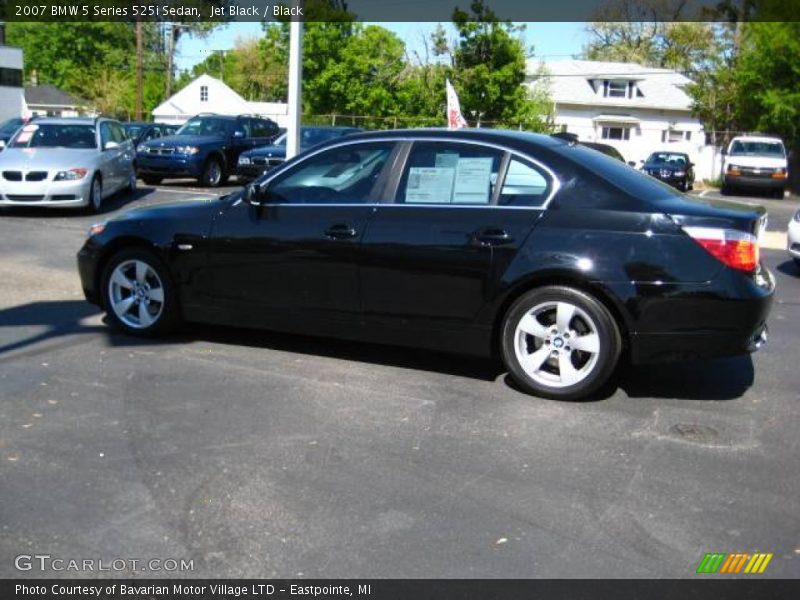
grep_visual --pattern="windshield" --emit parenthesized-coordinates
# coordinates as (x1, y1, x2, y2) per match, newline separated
(177, 117, 231, 137)
(729, 140, 785, 157)
(646, 152, 688, 166)
(9, 123, 97, 149)
(0, 118, 24, 136)
(124, 125, 144, 137)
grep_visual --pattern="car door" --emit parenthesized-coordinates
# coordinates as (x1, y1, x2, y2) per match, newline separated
(359, 140, 554, 333)
(110, 122, 133, 190)
(97, 122, 121, 191)
(207, 141, 398, 330)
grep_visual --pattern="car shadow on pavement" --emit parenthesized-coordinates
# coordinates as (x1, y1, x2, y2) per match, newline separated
(775, 259, 800, 277)
(615, 356, 754, 401)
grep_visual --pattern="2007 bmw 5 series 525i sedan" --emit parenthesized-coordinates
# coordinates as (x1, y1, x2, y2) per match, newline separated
(77, 129, 774, 400)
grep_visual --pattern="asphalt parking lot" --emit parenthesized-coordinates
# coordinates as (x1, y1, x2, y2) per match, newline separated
(0, 181, 798, 578)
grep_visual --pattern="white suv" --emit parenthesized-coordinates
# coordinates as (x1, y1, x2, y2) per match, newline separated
(722, 135, 788, 198)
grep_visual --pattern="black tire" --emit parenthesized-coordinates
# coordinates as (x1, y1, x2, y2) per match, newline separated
(199, 157, 224, 187)
(101, 248, 180, 337)
(720, 183, 731, 195)
(85, 175, 103, 214)
(678, 181, 687, 192)
(773, 188, 785, 199)
(794, 258, 800, 268)
(142, 176, 162, 186)
(500, 286, 622, 400)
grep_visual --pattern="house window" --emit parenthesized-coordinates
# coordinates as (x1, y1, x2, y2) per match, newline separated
(601, 126, 630, 141)
(200, 85, 208, 102)
(663, 129, 692, 143)
(604, 80, 628, 98)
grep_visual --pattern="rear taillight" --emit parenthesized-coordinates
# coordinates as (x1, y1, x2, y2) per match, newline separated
(683, 226, 759, 272)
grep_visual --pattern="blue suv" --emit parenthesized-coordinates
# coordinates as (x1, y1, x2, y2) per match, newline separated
(135, 114, 279, 187)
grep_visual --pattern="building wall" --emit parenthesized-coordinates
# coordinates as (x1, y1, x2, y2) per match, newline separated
(0, 46, 24, 122)
(553, 105, 718, 180)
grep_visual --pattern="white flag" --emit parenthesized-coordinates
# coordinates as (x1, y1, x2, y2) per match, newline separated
(446, 79, 468, 130)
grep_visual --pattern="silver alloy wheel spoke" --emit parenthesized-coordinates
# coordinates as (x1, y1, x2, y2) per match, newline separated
(114, 296, 136, 315)
(521, 345, 551, 373)
(111, 270, 134, 290)
(517, 313, 549, 339)
(556, 302, 576, 332)
(148, 287, 164, 303)
(570, 332, 600, 353)
(138, 302, 154, 327)
(135, 261, 148, 284)
(558, 353, 581, 386)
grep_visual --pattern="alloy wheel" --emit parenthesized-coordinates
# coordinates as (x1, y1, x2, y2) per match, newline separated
(108, 259, 165, 329)
(513, 301, 601, 388)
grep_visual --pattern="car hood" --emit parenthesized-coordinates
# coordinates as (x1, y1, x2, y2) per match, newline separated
(112, 197, 222, 224)
(142, 134, 224, 148)
(242, 145, 287, 158)
(725, 155, 786, 169)
(0, 147, 99, 170)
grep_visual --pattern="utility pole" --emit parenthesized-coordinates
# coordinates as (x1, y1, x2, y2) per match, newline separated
(135, 20, 143, 120)
(286, 16, 303, 160)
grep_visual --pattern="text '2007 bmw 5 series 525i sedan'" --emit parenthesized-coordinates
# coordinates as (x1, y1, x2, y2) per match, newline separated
(77, 129, 774, 400)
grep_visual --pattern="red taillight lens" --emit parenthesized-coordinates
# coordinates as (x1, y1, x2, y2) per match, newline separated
(683, 226, 759, 272)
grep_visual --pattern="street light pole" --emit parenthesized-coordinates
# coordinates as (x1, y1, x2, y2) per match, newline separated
(286, 17, 303, 160)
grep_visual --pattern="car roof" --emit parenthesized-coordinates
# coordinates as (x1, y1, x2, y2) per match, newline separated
(330, 128, 564, 150)
(730, 135, 784, 144)
(647, 150, 689, 156)
(29, 117, 100, 126)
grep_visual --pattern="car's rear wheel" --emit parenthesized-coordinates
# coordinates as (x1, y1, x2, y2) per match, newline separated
(501, 286, 622, 400)
(101, 249, 179, 336)
(200, 157, 223, 187)
(142, 176, 162, 186)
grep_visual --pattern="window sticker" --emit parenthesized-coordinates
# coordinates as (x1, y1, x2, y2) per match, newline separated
(453, 157, 494, 204)
(435, 153, 459, 168)
(405, 167, 456, 203)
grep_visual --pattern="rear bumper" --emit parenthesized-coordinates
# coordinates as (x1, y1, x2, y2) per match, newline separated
(627, 264, 775, 364)
(0, 178, 91, 207)
(136, 155, 203, 178)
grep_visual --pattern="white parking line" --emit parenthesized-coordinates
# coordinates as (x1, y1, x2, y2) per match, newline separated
(698, 190, 708, 197)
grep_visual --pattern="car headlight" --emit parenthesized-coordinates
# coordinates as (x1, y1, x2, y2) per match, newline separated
(54, 168, 88, 181)
(137, 144, 149, 154)
(87, 221, 106, 237)
(175, 146, 200, 155)
(674, 171, 685, 177)
(238, 156, 251, 165)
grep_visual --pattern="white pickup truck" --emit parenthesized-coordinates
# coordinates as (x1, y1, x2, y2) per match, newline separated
(722, 135, 788, 198)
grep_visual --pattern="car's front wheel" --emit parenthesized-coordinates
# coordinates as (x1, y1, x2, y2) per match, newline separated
(501, 286, 622, 400)
(200, 157, 224, 187)
(101, 249, 179, 336)
(85, 175, 102, 214)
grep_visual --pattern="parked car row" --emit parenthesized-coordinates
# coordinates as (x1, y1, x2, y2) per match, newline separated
(0, 113, 366, 211)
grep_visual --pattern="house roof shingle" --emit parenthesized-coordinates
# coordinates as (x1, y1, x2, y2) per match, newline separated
(25, 84, 84, 107)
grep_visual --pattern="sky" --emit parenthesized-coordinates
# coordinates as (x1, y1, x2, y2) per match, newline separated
(175, 21, 589, 74)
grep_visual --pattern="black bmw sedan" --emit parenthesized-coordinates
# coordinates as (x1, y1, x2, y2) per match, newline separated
(77, 130, 773, 400)
(641, 151, 695, 191)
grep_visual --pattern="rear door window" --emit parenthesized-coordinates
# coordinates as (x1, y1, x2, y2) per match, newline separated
(499, 158, 551, 207)
(396, 142, 503, 205)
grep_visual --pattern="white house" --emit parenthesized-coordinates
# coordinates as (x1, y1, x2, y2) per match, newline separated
(25, 83, 91, 118)
(152, 74, 289, 127)
(0, 44, 25, 122)
(528, 60, 718, 178)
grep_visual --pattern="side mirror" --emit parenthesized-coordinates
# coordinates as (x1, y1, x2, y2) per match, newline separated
(689, 162, 695, 168)
(627, 161, 636, 167)
(232, 130, 245, 139)
(104, 141, 119, 150)
(243, 183, 262, 206)
(721, 148, 728, 156)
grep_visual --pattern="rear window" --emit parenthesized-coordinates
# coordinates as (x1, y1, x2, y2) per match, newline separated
(556, 143, 683, 202)
(10, 123, 97, 149)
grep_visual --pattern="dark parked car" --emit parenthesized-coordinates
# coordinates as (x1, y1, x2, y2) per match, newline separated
(0, 117, 25, 151)
(122, 122, 173, 147)
(78, 129, 773, 400)
(237, 126, 362, 180)
(641, 151, 695, 191)
(551, 132, 626, 163)
(135, 113, 280, 187)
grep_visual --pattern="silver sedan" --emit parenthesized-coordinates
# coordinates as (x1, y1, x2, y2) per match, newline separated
(789, 209, 800, 266)
(0, 117, 135, 212)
